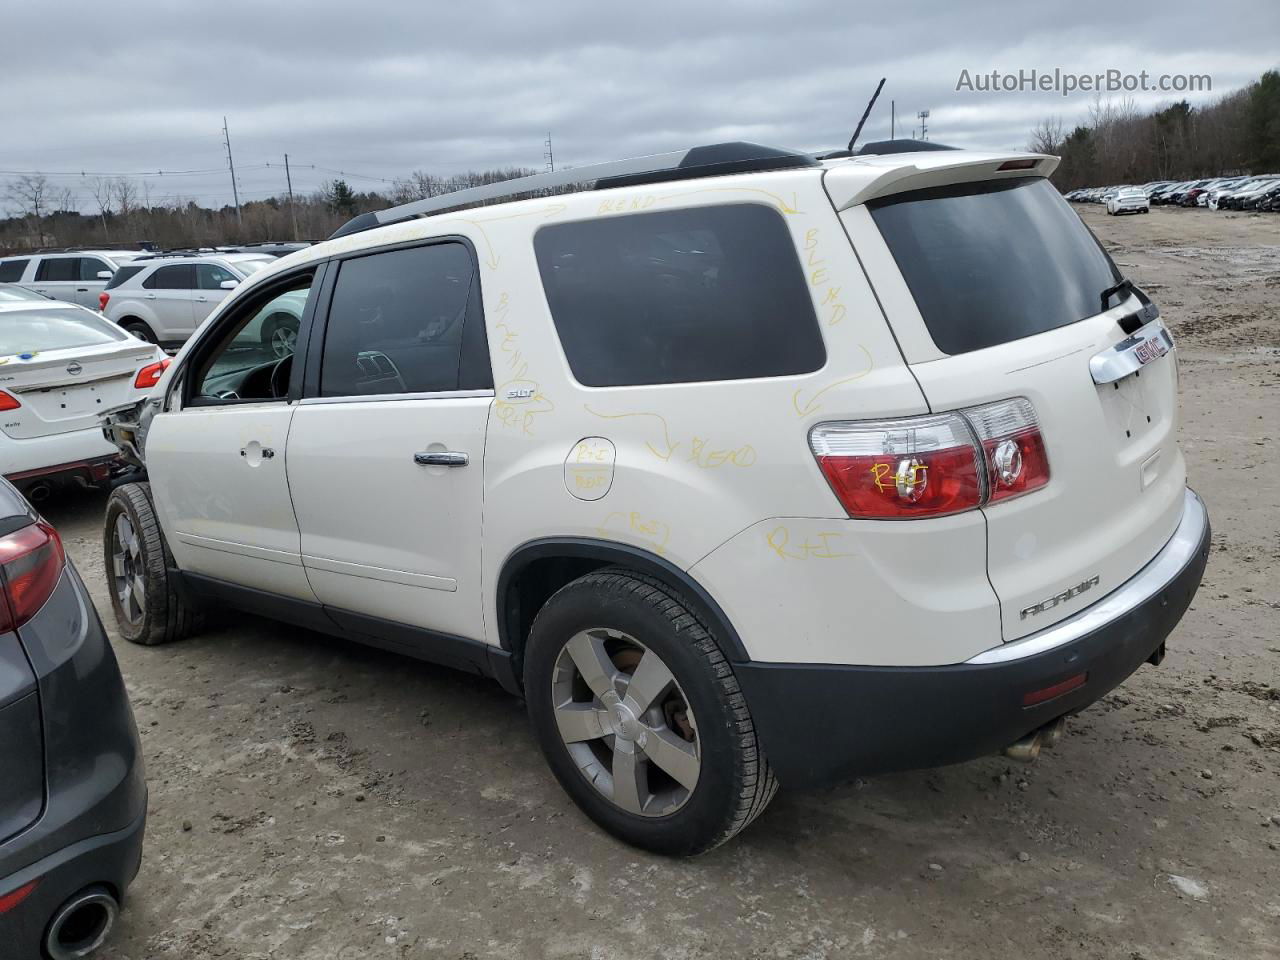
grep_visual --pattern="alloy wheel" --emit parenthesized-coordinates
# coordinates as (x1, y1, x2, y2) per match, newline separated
(111, 513, 145, 626)
(551, 628, 700, 817)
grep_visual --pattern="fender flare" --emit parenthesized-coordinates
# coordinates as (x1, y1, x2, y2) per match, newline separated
(495, 537, 751, 664)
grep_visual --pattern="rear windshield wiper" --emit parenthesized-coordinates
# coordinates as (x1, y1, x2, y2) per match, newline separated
(1100, 277, 1158, 333)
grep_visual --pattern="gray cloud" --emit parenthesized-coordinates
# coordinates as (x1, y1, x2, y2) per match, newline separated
(4, 0, 1276, 210)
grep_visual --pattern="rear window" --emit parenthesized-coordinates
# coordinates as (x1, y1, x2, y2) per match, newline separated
(104, 265, 144, 289)
(869, 177, 1121, 356)
(0, 259, 28, 282)
(534, 204, 825, 387)
(0, 307, 128, 356)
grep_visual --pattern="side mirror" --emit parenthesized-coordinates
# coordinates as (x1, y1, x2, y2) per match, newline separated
(97, 270, 113, 280)
(219, 279, 239, 290)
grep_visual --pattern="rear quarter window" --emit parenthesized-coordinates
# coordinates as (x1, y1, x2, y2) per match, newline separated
(105, 265, 145, 289)
(534, 203, 825, 387)
(869, 177, 1121, 355)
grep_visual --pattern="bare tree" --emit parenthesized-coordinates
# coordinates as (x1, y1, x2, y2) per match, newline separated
(1028, 116, 1065, 155)
(4, 173, 51, 245)
(88, 177, 114, 240)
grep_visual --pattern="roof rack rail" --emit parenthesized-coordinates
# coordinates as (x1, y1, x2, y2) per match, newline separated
(329, 142, 819, 240)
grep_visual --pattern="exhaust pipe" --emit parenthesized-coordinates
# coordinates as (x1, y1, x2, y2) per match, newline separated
(1003, 717, 1067, 763)
(24, 481, 54, 504)
(44, 886, 118, 960)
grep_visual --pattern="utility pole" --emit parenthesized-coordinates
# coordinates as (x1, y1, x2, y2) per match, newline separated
(917, 109, 930, 141)
(222, 116, 242, 225)
(544, 133, 555, 172)
(284, 153, 299, 240)
(891, 100, 895, 139)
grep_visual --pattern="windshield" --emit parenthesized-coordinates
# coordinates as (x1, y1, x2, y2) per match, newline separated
(869, 176, 1121, 355)
(234, 259, 274, 276)
(0, 284, 48, 302)
(0, 306, 129, 356)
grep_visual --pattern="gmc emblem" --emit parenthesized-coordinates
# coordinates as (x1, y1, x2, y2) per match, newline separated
(1020, 575, 1101, 620)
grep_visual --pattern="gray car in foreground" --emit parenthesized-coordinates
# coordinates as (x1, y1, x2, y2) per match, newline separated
(0, 478, 146, 958)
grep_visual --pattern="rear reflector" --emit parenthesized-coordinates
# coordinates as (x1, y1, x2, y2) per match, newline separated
(1022, 672, 1087, 707)
(809, 414, 985, 519)
(998, 158, 1040, 171)
(0, 390, 18, 412)
(0, 879, 39, 915)
(0, 521, 66, 633)
(134, 357, 171, 389)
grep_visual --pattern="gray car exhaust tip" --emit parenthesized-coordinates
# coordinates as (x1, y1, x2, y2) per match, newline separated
(45, 886, 119, 960)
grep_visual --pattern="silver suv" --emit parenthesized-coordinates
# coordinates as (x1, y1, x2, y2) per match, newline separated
(100, 253, 279, 349)
(0, 250, 146, 308)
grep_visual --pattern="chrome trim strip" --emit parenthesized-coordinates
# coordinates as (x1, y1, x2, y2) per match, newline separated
(302, 554, 458, 592)
(175, 532, 304, 566)
(298, 389, 494, 406)
(1089, 318, 1174, 385)
(965, 488, 1206, 665)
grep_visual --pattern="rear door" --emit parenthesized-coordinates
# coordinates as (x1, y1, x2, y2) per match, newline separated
(30, 256, 81, 303)
(286, 239, 492, 644)
(841, 174, 1185, 642)
(141, 264, 196, 339)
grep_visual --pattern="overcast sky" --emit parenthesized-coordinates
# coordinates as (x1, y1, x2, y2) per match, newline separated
(4, 0, 1277, 212)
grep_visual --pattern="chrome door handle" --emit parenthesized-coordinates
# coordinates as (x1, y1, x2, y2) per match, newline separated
(196, 296, 208, 302)
(414, 451, 468, 467)
(144, 293, 157, 299)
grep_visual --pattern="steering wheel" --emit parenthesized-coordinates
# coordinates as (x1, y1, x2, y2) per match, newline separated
(269, 355, 292, 398)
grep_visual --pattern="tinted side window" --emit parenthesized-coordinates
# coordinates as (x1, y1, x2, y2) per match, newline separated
(104, 265, 144, 290)
(79, 257, 112, 281)
(196, 264, 238, 289)
(535, 204, 825, 387)
(144, 265, 195, 290)
(319, 243, 477, 397)
(0, 259, 30, 282)
(35, 258, 78, 282)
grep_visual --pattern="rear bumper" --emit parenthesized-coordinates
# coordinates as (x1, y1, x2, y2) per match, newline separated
(735, 488, 1210, 788)
(2, 427, 120, 485)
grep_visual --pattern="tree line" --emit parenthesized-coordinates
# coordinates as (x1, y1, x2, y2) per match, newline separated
(1029, 69, 1280, 189)
(0, 166, 540, 254)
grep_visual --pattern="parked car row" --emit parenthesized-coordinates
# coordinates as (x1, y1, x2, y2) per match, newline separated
(1065, 175, 1280, 212)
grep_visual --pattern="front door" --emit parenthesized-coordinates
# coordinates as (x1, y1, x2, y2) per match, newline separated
(193, 262, 239, 326)
(286, 239, 492, 643)
(145, 268, 320, 602)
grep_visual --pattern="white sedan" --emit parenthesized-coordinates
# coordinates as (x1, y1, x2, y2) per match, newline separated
(0, 301, 167, 501)
(1106, 187, 1150, 215)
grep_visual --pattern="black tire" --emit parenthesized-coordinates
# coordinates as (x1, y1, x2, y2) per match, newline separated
(120, 319, 156, 343)
(103, 482, 201, 646)
(524, 568, 777, 856)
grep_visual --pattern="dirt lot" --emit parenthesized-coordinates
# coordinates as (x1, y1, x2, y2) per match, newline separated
(37, 204, 1279, 960)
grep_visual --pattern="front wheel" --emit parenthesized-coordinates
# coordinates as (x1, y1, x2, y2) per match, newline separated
(260, 313, 299, 360)
(103, 483, 201, 645)
(524, 569, 777, 856)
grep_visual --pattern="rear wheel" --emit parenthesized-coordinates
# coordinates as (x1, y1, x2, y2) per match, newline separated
(120, 319, 156, 343)
(103, 482, 200, 645)
(260, 313, 299, 359)
(524, 569, 777, 855)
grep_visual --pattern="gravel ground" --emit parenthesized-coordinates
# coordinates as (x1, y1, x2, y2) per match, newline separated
(34, 203, 1279, 960)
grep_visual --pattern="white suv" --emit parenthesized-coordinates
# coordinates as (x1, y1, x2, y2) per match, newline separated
(99, 253, 279, 349)
(100, 141, 1210, 855)
(0, 250, 146, 308)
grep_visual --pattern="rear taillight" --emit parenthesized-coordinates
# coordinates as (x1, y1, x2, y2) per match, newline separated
(0, 522, 65, 632)
(134, 357, 171, 389)
(98, 291, 110, 311)
(809, 397, 1050, 520)
(0, 390, 19, 412)
(809, 414, 985, 519)
(962, 397, 1051, 504)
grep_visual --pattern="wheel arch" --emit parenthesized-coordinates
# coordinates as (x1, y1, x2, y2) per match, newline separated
(495, 537, 751, 683)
